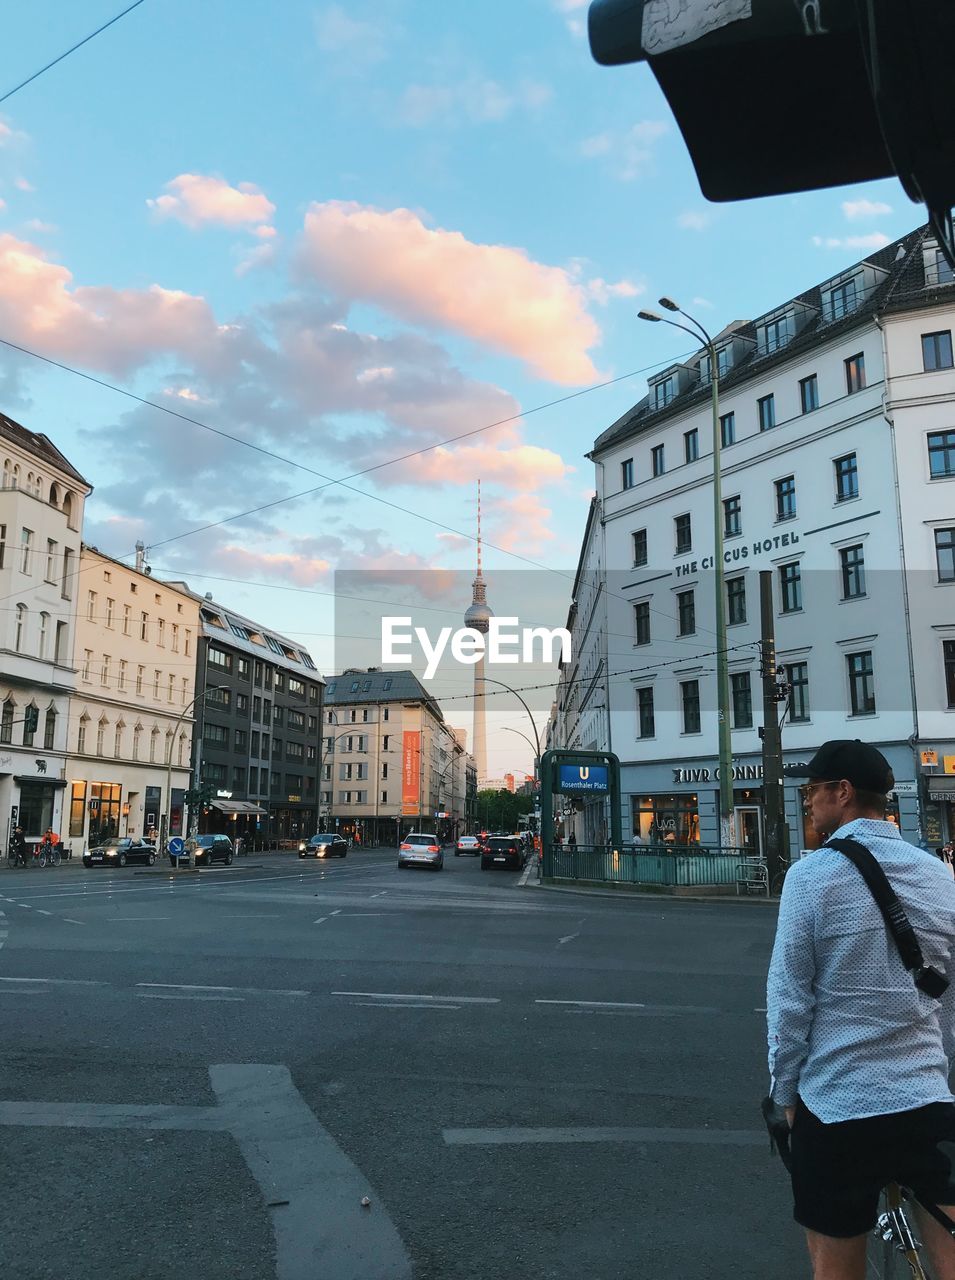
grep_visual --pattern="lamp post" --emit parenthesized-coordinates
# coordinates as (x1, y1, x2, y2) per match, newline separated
(476, 676, 542, 772)
(501, 725, 539, 774)
(639, 301, 734, 849)
(163, 684, 228, 868)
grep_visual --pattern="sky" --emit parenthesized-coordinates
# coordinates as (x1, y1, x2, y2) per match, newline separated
(0, 0, 920, 778)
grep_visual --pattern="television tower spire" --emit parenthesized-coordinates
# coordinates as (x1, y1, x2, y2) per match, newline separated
(464, 480, 491, 785)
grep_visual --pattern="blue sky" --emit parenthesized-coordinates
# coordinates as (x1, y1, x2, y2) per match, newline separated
(0, 0, 919, 775)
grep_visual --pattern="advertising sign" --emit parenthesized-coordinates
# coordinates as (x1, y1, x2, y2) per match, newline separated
(558, 764, 609, 794)
(402, 731, 421, 816)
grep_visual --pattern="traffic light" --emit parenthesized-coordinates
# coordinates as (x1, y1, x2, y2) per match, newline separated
(199, 781, 215, 807)
(588, 0, 955, 265)
(184, 788, 201, 807)
(24, 706, 39, 734)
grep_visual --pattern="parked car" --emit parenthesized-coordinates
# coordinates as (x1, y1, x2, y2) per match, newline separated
(180, 834, 234, 866)
(84, 837, 157, 868)
(299, 833, 348, 859)
(481, 834, 525, 872)
(454, 835, 482, 857)
(398, 832, 444, 871)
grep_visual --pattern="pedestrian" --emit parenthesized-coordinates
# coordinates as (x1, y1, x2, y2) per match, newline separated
(11, 825, 26, 867)
(567, 831, 577, 849)
(766, 740, 955, 1278)
(941, 840, 955, 879)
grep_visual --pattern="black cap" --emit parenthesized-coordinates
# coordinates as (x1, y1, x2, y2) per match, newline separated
(787, 740, 894, 793)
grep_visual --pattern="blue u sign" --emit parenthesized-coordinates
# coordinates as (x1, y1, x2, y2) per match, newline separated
(559, 765, 609, 793)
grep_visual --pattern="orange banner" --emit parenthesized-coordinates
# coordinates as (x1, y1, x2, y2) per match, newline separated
(402, 731, 421, 816)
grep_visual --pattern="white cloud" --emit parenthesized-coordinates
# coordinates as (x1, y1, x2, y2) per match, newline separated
(677, 210, 711, 232)
(315, 5, 390, 63)
(585, 277, 643, 305)
(24, 218, 56, 234)
(841, 198, 892, 221)
(14, 177, 34, 192)
(148, 173, 275, 231)
(580, 120, 670, 181)
(812, 233, 891, 251)
(579, 133, 612, 158)
(691, 296, 715, 310)
(398, 77, 552, 127)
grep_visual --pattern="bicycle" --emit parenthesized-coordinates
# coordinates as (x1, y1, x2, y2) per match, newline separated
(867, 1181, 955, 1277)
(36, 840, 61, 868)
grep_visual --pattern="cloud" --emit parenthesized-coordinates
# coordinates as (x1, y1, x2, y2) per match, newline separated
(24, 218, 56, 234)
(147, 173, 275, 230)
(811, 233, 891, 251)
(388, 431, 572, 493)
(297, 201, 602, 383)
(14, 177, 34, 192)
(315, 5, 390, 64)
(841, 198, 892, 221)
(0, 120, 28, 147)
(490, 492, 557, 557)
(691, 296, 715, 309)
(397, 78, 552, 127)
(0, 198, 6, 212)
(580, 120, 669, 181)
(677, 210, 711, 232)
(585, 277, 642, 305)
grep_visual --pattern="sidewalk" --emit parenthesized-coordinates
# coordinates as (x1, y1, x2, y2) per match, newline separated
(520, 863, 779, 906)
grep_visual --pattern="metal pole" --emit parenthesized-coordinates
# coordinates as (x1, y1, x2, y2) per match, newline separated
(759, 571, 787, 889)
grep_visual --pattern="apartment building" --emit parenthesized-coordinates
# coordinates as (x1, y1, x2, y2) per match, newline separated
(64, 548, 201, 852)
(557, 226, 955, 853)
(0, 413, 90, 845)
(324, 668, 467, 844)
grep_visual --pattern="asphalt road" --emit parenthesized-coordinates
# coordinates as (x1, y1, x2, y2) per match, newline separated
(0, 847, 805, 1279)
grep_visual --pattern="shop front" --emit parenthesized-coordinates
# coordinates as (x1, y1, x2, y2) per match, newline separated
(925, 771, 955, 848)
(205, 798, 267, 845)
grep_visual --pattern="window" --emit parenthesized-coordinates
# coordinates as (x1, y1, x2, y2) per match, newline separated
(69, 781, 87, 836)
(675, 513, 692, 555)
(113, 723, 123, 757)
(727, 577, 746, 625)
(382, 734, 390, 751)
(234, 729, 247, 752)
(775, 475, 796, 521)
(96, 720, 106, 756)
(232, 767, 245, 792)
(651, 444, 665, 477)
(928, 431, 955, 479)
(273, 738, 283, 760)
(758, 395, 776, 432)
(289, 676, 305, 698)
(731, 672, 753, 728)
(683, 429, 699, 463)
(621, 458, 634, 490)
(132, 724, 141, 759)
(82, 648, 91, 681)
(123, 604, 131, 635)
(38, 612, 48, 659)
(23, 703, 37, 747)
(288, 709, 304, 731)
(677, 589, 696, 636)
(786, 662, 810, 723)
(936, 528, 955, 582)
(845, 353, 866, 394)
(826, 279, 858, 320)
(208, 686, 232, 709)
(927, 248, 955, 286)
(54, 620, 68, 664)
(263, 698, 272, 721)
(653, 377, 675, 409)
(20, 528, 32, 574)
(681, 680, 701, 734)
(275, 671, 286, 693)
(636, 687, 655, 739)
(61, 547, 74, 599)
(238, 656, 250, 680)
(274, 706, 284, 728)
(1, 700, 12, 744)
(157, 618, 165, 647)
(944, 641, 955, 708)
(118, 660, 127, 691)
(171, 623, 179, 652)
(208, 647, 231, 671)
(799, 374, 819, 414)
(840, 544, 866, 599)
(168, 674, 175, 703)
(847, 650, 876, 715)
(720, 412, 735, 448)
(86, 590, 96, 621)
(922, 331, 954, 371)
(185, 630, 192, 657)
(723, 495, 742, 537)
(251, 731, 260, 757)
(779, 562, 802, 613)
(136, 666, 144, 695)
(15, 604, 26, 653)
(140, 611, 148, 641)
(236, 693, 249, 714)
(834, 453, 858, 501)
(204, 723, 229, 748)
(760, 315, 791, 353)
(77, 718, 87, 755)
(44, 708, 56, 751)
(104, 597, 114, 630)
(101, 655, 111, 688)
(382, 707, 389, 721)
(45, 539, 57, 583)
(632, 529, 647, 567)
(381, 762, 388, 780)
(149, 728, 158, 762)
(634, 601, 650, 646)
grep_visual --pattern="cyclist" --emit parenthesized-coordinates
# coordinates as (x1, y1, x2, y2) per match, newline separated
(10, 826, 27, 867)
(766, 740, 955, 1279)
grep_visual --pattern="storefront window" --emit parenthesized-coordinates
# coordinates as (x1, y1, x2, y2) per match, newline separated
(631, 794, 700, 845)
(19, 781, 56, 836)
(89, 782, 122, 842)
(69, 781, 87, 837)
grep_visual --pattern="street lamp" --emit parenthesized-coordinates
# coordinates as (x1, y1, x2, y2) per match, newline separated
(639, 300, 734, 849)
(476, 676, 542, 775)
(163, 684, 228, 866)
(501, 726, 539, 775)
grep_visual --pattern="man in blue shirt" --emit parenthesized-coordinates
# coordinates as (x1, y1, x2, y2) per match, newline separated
(767, 739, 955, 1279)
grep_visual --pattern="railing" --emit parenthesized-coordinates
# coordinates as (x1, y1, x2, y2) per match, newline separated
(543, 844, 752, 889)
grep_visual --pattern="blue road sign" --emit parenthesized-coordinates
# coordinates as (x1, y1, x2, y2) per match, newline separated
(168, 837, 185, 855)
(558, 764, 609, 793)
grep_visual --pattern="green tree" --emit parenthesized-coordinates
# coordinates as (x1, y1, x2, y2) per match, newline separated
(475, 788, 534, 833)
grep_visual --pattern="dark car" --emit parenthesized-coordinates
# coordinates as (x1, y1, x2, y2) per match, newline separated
(84, 837, 157, 868)
(299, 833, 348, 859)
(481, 835, 525, 872)
(181, 834, 234, 866)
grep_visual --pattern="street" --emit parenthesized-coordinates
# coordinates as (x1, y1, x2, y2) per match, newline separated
(0, 849, 805, 1279)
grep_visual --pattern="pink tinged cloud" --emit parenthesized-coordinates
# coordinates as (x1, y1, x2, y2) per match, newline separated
(0, 232, 218, 374)
(215, 545, 332, 586)
(387, 434, 572, 494)
(297, 201, 602, 385)
(147, 173, 275, 229)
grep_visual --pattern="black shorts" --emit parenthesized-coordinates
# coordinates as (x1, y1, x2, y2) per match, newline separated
(790, 1098, 955, 1238)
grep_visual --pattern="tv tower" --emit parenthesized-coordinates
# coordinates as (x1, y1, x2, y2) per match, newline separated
(464, 480, 491, 785)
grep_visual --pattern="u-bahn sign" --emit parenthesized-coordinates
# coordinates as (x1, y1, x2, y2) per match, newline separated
(558, 765, 609, 793)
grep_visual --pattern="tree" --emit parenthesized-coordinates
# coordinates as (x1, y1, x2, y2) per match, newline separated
(475, 789, 534, 833)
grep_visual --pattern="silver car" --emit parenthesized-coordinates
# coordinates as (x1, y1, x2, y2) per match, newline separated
(397, 833, 444, 871)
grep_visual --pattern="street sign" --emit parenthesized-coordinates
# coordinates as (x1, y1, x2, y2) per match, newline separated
(557, 764, 609, 793)
(168, 837, 185, 855)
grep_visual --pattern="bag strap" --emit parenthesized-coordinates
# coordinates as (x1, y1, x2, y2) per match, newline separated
(825, 837, 949, 999)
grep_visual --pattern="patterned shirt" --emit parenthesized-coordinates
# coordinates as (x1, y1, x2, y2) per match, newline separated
(766, 817, 955, 1123)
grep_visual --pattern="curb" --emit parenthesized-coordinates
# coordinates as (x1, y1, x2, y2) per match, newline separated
(521, 878, 779, 906)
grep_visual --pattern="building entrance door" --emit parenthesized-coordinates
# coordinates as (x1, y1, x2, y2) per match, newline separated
(735, 806, 762, 857)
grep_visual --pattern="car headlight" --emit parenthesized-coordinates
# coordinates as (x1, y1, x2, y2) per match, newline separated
(299, 843, 306, 851)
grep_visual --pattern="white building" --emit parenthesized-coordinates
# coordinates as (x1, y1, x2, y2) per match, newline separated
(64, 548, 201, 853)
(561, 227, 955, 854)
(0, 414, 90, 847)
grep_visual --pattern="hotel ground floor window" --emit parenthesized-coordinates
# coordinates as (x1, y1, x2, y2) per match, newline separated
(69, 781, 87, 836)
(631, 794, 700, 845)
(89, 782, 122, 842)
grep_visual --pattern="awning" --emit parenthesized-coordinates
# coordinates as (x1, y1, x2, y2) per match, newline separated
(928, 777, 955, 802)
(210, 800, 266, 815)
(14, 776, 67, 788)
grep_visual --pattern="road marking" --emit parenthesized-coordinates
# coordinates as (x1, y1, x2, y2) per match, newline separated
(518, 859, 535, 887)
(332, 991, 499, 1004)
(0, 1100, 224, 1130)
(0, 903, 7, 952)
(314, 916, 328, 924)
(535, 999, 646, 1010)
(753, 1006, 767, 1013)
(35, 909, 53, 916)
(350, 1001, 459, 1010)
(138, 991, 245, 1002)
(0, 976, 105, 987)
(330, 909, 342, 916)
(209, 1064, 413, 1280)
(63, 918, 85, 925)
(341, 913, 387, 917)
(557, 933, 579, 945)
(443, 1126, 767, 1147)
(136, 982, 308, 997)
(109, 916, 172, 922)
(371, 890, 388, 898)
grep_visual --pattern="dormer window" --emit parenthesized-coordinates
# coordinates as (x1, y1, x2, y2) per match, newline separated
(758, 315, 793, 355)
(699, 347, 732, 384)
(824, 278, 858, 321)
(654, 377, 676, 409)
(924, 244, 955, 287)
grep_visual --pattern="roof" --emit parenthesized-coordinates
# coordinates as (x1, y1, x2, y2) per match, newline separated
(165, 581, 323, 680)
(591, 225, 953, 458)
(325, 667, 444, 721)
(0, 412, 92, 489)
